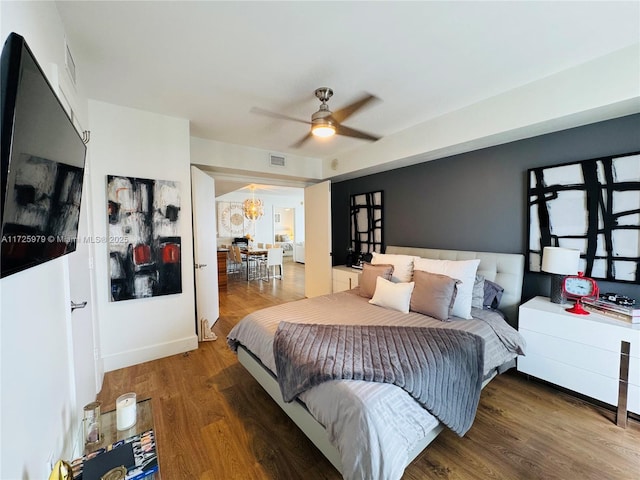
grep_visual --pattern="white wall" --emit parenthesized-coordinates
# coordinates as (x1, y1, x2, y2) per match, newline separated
(0, 2, 92, 477)
(216, 190, 305, 246)
(88, 100, 197, 372)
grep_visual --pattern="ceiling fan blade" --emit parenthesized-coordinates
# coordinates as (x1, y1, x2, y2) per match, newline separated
(335, 124, 380, 142)
(331, 93, 379, 123)
(290, 132, 313, 148)
(250, 107, 310, 125)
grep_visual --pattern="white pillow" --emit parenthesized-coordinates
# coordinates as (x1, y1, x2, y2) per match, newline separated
(371, 252, 417, 283)
(413, 258, 481, 319)
(369, 276, 415, 313)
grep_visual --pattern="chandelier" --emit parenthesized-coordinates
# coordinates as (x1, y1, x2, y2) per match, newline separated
(243, 185, 264, 220)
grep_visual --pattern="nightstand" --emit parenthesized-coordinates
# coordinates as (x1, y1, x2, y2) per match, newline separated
(332, 266, 361, 292)
(517, 296, 639, 423)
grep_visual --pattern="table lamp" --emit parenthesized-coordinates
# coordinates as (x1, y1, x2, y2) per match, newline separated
(541, 246, 580, 304)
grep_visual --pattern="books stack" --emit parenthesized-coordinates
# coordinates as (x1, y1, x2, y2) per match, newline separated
(71, 429, 158, 480)
(582, 297, 639, 324)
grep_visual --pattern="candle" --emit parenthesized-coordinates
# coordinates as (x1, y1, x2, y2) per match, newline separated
(116, 392, 137, 430)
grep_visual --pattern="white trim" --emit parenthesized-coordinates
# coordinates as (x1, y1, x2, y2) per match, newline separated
(102, 335, 198, 372)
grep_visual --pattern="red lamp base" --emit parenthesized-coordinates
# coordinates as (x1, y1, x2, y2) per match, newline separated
(566, 300, 590, 315)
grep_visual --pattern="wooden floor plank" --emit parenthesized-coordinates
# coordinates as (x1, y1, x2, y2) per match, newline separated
(98, 258, 640, 479)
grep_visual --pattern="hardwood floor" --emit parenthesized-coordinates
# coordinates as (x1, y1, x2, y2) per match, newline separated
(98, 258, 640, 479)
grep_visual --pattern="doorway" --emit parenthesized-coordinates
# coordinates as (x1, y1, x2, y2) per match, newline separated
(273, 206, 295, 241)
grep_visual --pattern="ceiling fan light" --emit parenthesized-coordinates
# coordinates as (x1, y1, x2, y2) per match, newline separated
(312, 124, 336, 138)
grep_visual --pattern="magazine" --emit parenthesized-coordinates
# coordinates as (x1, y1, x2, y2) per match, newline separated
(71, 429, 158, 480)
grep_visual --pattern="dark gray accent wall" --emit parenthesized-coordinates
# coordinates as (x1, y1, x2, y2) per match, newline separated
(331, 114, 640, 310)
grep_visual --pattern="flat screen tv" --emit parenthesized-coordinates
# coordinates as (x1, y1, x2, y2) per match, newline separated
(1, 33, 87, 278)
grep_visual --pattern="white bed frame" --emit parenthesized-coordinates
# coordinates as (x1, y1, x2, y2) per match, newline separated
(237, 246, 525, 475)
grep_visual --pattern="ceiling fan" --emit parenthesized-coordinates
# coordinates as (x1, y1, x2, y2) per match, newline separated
(251, 87, 380, 148)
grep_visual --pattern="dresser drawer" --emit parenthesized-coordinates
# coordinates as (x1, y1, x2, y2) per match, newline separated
(518, 352, 640, 414)
(332, 266, 360, 293)
(518, 296, 640, 417)
(519, 298, 640, 358)
(520, 329, 640, 387)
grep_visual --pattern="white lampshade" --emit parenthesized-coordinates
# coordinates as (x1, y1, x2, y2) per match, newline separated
(541, 247, 580, 275)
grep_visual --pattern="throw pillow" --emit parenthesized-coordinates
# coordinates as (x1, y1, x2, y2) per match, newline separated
(410, 270, 460, 321)
(484, 279, 504, 309)
(413, 258, 481, 319)
(369, 276, 415, 313)
(359, 263, 395, 298)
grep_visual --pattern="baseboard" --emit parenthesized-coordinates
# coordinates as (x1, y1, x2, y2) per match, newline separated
(103, 334, 198, 372)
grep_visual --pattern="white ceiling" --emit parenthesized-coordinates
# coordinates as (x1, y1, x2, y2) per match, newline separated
(56, 1, 639, 189)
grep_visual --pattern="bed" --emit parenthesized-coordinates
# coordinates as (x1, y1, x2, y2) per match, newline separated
(227, 246, 525, 480)
(274, 235, 294, 256)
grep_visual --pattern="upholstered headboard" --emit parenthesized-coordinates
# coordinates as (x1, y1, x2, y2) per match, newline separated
(386, 246, 525, 325)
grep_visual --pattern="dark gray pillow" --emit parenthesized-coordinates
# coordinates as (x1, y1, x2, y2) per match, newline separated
(484, 279, 504, 309)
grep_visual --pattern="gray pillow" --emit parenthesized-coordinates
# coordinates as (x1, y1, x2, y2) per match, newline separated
(471, 274, 485, 309)
(359, 263, 394, 298)
(410, 270, 460, 321)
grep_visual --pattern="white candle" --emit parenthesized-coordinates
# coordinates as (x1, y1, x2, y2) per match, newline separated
(116, 392, 137, 430)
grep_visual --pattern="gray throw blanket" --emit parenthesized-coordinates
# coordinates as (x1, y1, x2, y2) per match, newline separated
(273, 322, 485, 436)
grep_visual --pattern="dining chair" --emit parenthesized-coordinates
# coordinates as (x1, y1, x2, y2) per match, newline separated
(232, 245, 247, 277)
(227, 247, 241, 275)
(262, 247, 284, 281)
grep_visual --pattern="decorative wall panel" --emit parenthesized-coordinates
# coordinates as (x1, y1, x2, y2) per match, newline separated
(217, 201, 251, 238)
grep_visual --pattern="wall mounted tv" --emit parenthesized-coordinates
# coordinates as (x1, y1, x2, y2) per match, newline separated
(1, 33, 87, 278)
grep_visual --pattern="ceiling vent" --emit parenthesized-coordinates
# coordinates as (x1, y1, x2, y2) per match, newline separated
(269, 154, 286, 167)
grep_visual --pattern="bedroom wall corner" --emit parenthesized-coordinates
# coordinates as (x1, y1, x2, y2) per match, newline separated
(88, 100, 198, 372)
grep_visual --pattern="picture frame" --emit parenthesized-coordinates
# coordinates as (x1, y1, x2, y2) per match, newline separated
(527, 152, 640, 283)
(350, 190, 384, 255)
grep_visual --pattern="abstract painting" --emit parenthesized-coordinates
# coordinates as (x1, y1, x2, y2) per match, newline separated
(350, 190, 384, 255)
(528, 152, 640, 283)
(107, 175, 182, 301)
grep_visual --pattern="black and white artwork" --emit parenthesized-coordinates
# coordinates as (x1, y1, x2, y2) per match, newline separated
(528, 152, 640, 283)
(350, 190, 384, 255)
(1, 154, 84, 276)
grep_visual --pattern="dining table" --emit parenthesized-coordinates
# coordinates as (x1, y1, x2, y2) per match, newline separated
(241, 248, 268, 281)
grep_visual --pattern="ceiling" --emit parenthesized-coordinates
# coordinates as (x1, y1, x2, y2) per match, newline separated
(56, 1, 639, 179)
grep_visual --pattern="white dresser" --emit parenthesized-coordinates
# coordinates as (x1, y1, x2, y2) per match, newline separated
(332, 266, 360, 293)
(518, 296, 640, 415)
